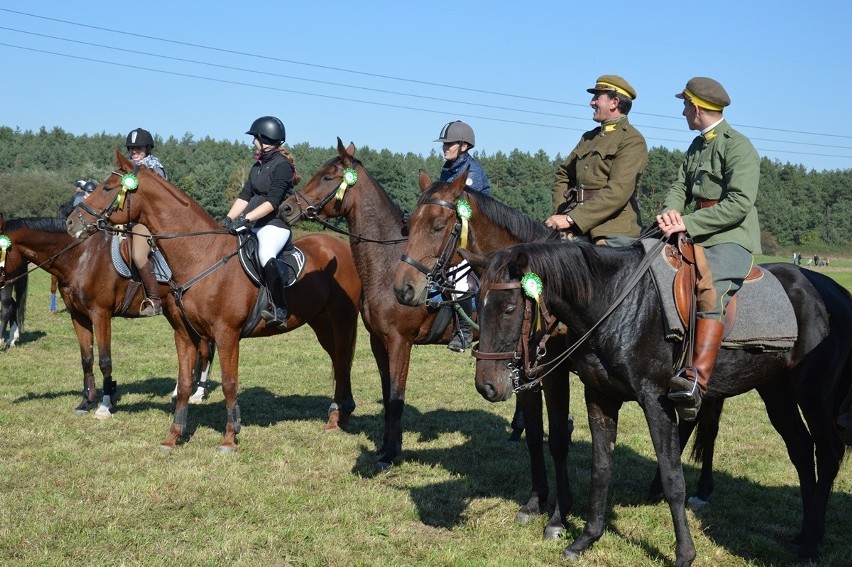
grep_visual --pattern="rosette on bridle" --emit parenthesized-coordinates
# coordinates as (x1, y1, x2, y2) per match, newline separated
(521, 272, 544, 332)
(0, 234, 11, 269)
(335, 167, 358, 201)
(456, 199, 472, 249)
(114, 173, 138, 210)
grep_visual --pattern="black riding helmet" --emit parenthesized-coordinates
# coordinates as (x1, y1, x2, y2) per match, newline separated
(126, 128, 155, 153)
(82, 181, 98, 193)
(246, 116, 286, 146)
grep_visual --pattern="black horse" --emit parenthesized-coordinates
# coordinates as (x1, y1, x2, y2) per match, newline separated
(465, 239, 851, 565)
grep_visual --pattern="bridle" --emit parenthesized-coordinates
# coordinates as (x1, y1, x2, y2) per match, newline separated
(72, 165, 142, 234)
(471, 281, 560, 393)
(288, 163, 406, 245)
(472, 237, 667, 393)
(398, 195, 474, 306)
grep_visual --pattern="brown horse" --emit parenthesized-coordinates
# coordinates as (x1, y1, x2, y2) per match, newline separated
(278, 139, 471, 470)
(67, 149, 361, 451)
(0, 213, 213, 416)
(391, 171, 575, 538)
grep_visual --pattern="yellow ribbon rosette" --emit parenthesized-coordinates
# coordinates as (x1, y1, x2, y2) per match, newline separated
(114, 173, 139, 210)
(335, 167, 358, 201)
(456, 199, 472, 249)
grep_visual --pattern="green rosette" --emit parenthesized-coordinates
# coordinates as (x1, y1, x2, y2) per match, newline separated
(0, 234, 11, 250)
(121, 173, 139, 191)
(521, 273, 543, 301)
(457, 199, 472, 249)
(342, 167, 358, 186)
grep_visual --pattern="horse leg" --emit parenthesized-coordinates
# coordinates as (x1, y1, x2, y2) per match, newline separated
(639, 394, 697, 567)
(68, 316, 97, 414)
(216, 335, 241, 452)
(187, 340, 215, 404)
(374, 333, 409, 470)
(757, 382, 821, 559)
(563, 389, 624, 561)
(161, 333, 199, 450)
(91, 315, 116, 419)
(307, 313, 357, 432)
(688, 397, 724, 509)
(515, 388, 547, 525)
(542, 373, 574, 540)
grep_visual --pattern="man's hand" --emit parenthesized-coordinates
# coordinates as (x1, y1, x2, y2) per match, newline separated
(656, 210, 686, 238)
(544, 213, 575, 231)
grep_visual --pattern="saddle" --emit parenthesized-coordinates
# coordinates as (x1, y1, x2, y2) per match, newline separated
(237, 232, 304, 288)
(664, 233, 763, 339)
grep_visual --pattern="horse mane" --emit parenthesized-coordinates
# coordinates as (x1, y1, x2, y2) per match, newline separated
(418, 184, 556, 243)
(340, 154, 406, 220)
(7, 217, 68, 233)
(486, 240, 645, 307)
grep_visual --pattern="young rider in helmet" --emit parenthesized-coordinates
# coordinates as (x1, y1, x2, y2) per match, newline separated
(125, 127, 168, 316)
(221, 116, 300, 328)
(433, 120, 491, 353)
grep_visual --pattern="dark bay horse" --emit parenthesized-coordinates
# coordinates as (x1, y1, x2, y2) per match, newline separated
(0, 254, 27, 350)
(67, 150, 362, 451)
(0, 214, 213, 416)
(466, 240, 851, 564)
(391, 171, 575, 538)
(279, 139, 471, 470)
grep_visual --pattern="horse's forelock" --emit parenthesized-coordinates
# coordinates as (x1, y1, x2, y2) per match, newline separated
(518, 241, 595, 305)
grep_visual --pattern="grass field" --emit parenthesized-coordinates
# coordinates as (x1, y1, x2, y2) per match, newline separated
(1, 268, 850, 566)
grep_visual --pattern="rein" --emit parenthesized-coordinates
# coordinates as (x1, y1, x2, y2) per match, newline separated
(289, 172, 407, 245)
(474, 237, 668, 393)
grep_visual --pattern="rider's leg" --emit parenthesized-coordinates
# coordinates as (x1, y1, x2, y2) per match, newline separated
(257, 224, 291, 328)
(132, 224, 161, 316)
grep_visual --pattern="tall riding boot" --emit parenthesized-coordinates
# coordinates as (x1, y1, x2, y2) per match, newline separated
(260, 259, 289, 328)
(448, 297, 474, 352)
(138, 259, 162, 316)
(668, 318, 724, 421)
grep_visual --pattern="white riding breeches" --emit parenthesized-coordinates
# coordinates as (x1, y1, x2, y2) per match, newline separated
(255, 224, 291, 265)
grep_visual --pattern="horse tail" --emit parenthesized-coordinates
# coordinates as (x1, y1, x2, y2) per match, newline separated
(15, 268, 29, 333)
(691, 397, 725, 463)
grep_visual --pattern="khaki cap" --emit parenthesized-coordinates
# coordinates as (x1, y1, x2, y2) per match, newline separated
(586, 75, 637, 100)
(676, 77, 731, 111)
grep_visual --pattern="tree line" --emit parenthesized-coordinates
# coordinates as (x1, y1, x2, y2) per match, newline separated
(1, 125, 850, 254)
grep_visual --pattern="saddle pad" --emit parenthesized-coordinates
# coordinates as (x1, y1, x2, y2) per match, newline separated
(642, 239, 798, 350)
(111, 234, 172, 283)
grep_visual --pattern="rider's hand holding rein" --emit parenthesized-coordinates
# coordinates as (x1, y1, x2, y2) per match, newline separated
(656, 210, 686, 238)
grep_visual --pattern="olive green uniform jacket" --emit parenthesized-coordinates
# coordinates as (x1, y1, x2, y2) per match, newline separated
(663, 119, 762, 253)
(550, 117, 647, 239)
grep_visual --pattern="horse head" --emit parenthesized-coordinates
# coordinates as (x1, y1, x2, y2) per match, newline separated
(278, 138, 358, 225)
(393, 171, 469, 307)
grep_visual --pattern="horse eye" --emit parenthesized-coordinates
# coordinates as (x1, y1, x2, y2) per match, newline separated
(322, 175, 334, 182)
(432, 220, 447, 233)
(504, 303, 516, 315)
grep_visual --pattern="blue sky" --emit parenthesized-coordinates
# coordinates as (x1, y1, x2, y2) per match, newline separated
(2, 1, 851, 172)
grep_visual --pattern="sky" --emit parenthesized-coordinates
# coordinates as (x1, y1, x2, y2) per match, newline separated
(2, 1, 852, 173)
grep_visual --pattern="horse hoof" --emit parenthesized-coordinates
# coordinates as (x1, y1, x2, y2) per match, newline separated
(543, 525, 564, 540)
(516, 511, 534, 525)
(93, 405, 113, 419)
(561, 548, 581, 562)
(686, 496, 709, 511)
(188, 393, 205, 405)
(375, 461, 393, 473)
(159, 444, 174, 452)
(217, 444, 237, 453)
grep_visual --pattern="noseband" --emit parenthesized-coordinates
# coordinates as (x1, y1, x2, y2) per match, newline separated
(72, 165, 141, 233)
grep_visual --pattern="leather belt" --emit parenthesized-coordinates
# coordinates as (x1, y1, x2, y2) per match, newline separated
(696, 198, 719, 209)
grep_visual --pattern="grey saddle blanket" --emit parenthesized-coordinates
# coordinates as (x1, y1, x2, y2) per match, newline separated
(641, 239, 797, 350)
(111, 235, 172, 283)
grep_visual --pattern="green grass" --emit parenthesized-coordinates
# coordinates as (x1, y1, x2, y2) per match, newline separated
(1, 270, 850, 566)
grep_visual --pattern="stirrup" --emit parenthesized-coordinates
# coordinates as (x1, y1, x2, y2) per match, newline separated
(139, 298, 162, 317)
(667, 368, 702, 421)
(261, 307, 288, 328)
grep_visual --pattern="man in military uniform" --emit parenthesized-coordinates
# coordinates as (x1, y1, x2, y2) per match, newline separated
(656, 77, 762, 421)
(545, 74, 648, 246)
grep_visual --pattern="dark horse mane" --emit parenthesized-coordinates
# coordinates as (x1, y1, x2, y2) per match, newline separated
(417, 184, 556, 243)
(329, 152, 406, 221)
(486, 239, 645, 307)
(7, 217, 67, 233)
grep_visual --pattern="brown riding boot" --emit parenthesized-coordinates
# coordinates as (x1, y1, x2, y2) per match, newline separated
(668, 318, 725, 421)
(138, 259, 162, 316)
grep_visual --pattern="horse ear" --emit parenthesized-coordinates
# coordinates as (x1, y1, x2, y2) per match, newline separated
(448, 167, 470, 196)
(116, 148, 133, 170)
(337, 137, 356, 159)
(459, 249, 488, 276)
(514, 251, 531, 275)
(418, 170, 432, 192)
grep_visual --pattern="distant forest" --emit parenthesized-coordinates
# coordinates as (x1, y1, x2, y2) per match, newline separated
(2, 125, 851, 254)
